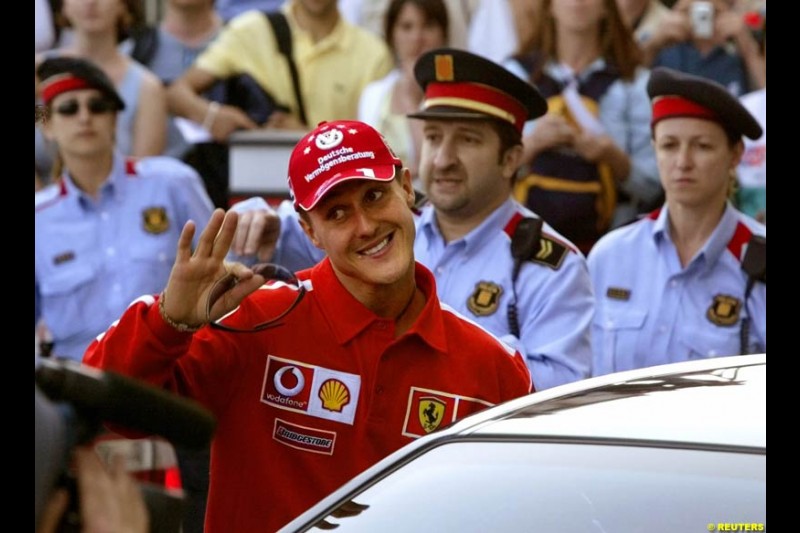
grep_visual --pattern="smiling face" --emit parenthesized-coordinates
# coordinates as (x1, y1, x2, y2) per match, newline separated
(653, 117, 743, 211)
(418, 119, 522, 222)
(300, 171, 417, 295)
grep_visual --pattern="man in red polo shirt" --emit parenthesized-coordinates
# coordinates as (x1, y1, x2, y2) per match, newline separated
(83, 119, 532, 532)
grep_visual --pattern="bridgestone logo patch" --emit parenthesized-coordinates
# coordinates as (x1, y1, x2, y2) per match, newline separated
(273, 418, 336, 455)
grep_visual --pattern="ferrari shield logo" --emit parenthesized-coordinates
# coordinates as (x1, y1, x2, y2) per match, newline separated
(706, 294, 741, 327)
(467, 281, 503, 317)
(142, 207, 169, 235)
(418, 397, 446, 433)
(402, 387, 488, 438)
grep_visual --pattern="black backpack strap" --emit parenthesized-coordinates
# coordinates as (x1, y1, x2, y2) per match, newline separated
(130, 25, 160, 68)
(265, 12, 307, 126)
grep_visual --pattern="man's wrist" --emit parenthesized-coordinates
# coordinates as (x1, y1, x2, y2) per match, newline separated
(158, 292, 205, 333)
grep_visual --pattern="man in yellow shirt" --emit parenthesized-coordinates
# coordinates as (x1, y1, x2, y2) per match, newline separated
(167, 0, 393, 141)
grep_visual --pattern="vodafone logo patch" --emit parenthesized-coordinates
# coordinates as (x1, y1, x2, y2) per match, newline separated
(274, 366, 305, 396)
(261, 357, 314, 411)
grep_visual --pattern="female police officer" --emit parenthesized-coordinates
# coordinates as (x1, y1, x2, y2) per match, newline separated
(588, 67, 766, 376)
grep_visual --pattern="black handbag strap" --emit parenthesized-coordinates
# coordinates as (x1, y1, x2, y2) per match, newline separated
(265, 12, 307, 126)
(130, 25, 160, 68)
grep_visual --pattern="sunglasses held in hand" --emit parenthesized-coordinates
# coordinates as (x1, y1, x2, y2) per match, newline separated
(207, 263, 306, 333)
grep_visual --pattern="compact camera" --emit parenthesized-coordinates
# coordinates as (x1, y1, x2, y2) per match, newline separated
(690, 1, 715, 39)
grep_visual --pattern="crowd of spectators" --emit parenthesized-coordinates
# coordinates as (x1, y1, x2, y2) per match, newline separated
(35, 0, 765, 218)
(35, 0, 765, 531)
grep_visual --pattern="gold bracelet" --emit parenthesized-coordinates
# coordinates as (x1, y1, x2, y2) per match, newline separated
(158, 292, 205, 333)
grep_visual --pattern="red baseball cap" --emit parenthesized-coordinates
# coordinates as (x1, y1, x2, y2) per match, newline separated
(288, 120, 403, 211)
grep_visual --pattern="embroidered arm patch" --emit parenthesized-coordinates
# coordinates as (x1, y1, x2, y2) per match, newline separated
(528, 236, 568, 270)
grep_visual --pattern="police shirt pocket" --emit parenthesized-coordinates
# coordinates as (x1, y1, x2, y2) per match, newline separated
(38, 263, 97, 340)
(593, 308, 648, 375)
(129, 240, 176, 264)
(127, 241, 176, 295)
(38, 262, 96, 297)
(679, 326, 740, 361)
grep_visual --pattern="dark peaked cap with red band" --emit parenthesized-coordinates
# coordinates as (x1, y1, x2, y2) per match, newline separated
(647, 67, 762, 140)
(37, 56, 125, 110)
(408, 48, 547, 133)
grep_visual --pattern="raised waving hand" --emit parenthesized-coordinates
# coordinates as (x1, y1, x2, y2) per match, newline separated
(161, 209, 266, 329)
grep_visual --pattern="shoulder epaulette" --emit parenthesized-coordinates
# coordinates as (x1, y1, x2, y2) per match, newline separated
(125, 157, 139, 176)
(530, 234, 569, 270)
(35, 181, 67, 212)
(503, 213, 570, 270)
(727, 221, 754, 262)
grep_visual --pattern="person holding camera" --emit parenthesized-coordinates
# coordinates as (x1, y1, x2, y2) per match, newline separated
(83, 119, 532, 532)
(36, 448, 149, 533)
(615, 0, 671, 46)
(642, 0, 765, 96)
(588, 67, 766, 376)
(35, 386, 149, 533)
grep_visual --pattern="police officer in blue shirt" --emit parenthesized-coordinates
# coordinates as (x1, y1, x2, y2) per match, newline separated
(35, 57, 214, 361)
(588, 67, 766, 376)
(406, 48, 595, 389)
(245, 49, 595, 390)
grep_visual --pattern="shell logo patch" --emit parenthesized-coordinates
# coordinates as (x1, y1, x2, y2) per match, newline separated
(706, 294, 742, 327)
(319, 379, 350, 413)
(142, 206, 170, 234)
(261, 355, 361, 425)
(467, 281, 503, 317)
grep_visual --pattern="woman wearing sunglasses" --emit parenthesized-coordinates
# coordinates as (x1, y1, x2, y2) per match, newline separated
(35, 56, 214, 362)
(34, 0, 169, 186)
(83, 120, 533, 533)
